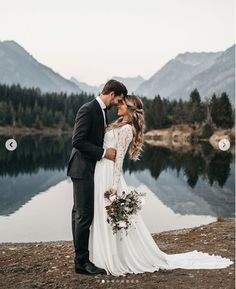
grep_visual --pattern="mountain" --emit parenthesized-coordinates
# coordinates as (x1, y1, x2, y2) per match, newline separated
(169, 45, 235, 103)
(111, 75, 145, 93)
(71, 75, 145, 95)
(0, 40, 81, 94)
(70, 77, 100, 95)
(136, 45, 235, 104)
(2, 40, 234, 102)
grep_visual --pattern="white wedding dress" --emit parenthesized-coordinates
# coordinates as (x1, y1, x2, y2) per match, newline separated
(88, 124, 233, 276)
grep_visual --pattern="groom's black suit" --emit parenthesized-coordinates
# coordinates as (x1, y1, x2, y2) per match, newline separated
(67, 98, 106, 264)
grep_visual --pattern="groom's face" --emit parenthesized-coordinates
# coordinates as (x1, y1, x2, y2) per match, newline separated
(107, 92, 124, 109)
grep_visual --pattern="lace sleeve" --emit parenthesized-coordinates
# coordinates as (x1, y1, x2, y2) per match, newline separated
(111, 124, 133, 191)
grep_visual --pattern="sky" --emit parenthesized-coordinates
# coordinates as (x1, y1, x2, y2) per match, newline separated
(0, 0, 235, 85)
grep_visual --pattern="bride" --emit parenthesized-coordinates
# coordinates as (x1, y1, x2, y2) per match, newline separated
(89, 94, 233, 277)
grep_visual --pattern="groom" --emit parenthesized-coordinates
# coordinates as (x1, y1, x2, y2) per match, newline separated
(67, 79, 128, 275)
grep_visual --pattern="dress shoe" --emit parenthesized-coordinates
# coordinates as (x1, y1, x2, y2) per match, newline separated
(75, 260, 106, 275)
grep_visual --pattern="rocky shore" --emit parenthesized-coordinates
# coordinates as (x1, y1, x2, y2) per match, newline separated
(144, 125, 235, 154)
(0, 218, 234, 289)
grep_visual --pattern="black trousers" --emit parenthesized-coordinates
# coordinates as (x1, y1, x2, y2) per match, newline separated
(71, 176, 94, 264)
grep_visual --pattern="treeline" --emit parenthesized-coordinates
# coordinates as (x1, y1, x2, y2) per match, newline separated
(143, 89, 234, 130)
(0, 84, 94, 130)
(0, 84, 234, 131)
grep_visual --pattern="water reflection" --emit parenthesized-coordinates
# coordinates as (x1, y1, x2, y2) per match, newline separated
(0, 179, 217, 242)
(0, 135, 70, 176)
(0, 135, 234, 241)
(124, 142, 234, 188)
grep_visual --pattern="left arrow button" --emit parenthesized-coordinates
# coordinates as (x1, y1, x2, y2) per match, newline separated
(5, 139, 17, 151)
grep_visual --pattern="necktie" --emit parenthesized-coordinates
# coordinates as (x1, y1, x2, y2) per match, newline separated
(103, 108, 108, 127)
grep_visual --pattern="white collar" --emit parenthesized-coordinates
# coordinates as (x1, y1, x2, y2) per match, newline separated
(96, 96, 106, 110)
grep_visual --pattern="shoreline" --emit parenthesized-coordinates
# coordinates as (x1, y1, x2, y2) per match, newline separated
(1, 124, 234, 142)
(145, 125, 235, 153)
(0, 126, 73, 136)
(0, 218, 234, 289)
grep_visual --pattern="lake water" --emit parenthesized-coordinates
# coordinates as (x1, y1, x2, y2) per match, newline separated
(0, 134, 234, 243)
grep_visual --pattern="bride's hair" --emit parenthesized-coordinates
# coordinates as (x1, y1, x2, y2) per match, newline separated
(106, 95, 145, 161)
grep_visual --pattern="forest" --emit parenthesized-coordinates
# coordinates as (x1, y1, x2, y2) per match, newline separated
(0, 83, 234, 132)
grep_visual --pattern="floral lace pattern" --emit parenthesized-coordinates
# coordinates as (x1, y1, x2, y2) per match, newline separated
(111, 124, 133, 191)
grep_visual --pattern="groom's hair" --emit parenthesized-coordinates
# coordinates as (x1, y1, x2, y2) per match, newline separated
(101, 79, 128, 97)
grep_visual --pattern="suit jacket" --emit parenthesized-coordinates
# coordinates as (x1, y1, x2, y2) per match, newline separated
(66, 99, 106, 179)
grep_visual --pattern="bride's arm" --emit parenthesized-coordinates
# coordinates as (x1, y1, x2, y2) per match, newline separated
(111, 124, 133, 192)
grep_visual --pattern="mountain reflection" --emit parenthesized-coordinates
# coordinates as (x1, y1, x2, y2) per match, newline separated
(0, 135, 71, 176)
(124, 142, 234, 188)
(0, 135, 234, 186)
(0, 135, 234, 216)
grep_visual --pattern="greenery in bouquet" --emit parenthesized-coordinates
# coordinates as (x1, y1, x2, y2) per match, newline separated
(104, 188, 146, 236)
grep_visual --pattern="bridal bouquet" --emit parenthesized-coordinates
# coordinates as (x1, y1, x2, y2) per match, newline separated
(104, 188, 146, 236)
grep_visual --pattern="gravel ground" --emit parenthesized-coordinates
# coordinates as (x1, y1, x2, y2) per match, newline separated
(0, 218, 234, 289)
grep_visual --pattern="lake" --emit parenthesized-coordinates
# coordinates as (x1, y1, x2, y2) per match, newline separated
(0, 134, 234, 243)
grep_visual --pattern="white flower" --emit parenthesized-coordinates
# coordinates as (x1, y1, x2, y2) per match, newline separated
(140, 197, 146, 206)
(109, 195, 117, 202)
(118, 221, 126, 228)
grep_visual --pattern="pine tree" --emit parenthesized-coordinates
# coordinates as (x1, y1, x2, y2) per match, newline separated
(188, 89, 205, 124)
(218, 92, 234, 128)
(151, 95, 166, 128)
(210, 92, 234, 128)
(67, 109, 75, 127)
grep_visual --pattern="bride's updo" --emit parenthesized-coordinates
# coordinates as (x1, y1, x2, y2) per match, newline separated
(106, 95, 145, 161)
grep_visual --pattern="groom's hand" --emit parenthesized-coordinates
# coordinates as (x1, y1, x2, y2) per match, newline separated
(105, 148, 116, 162)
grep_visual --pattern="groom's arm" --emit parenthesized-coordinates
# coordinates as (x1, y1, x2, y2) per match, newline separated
(72, 105, 104, 160)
